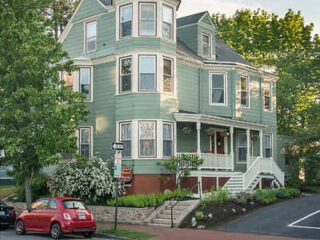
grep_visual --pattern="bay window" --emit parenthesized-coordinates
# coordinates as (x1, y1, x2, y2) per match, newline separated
(139, 55, 156, 91)
(80, 68, 91, 101)
(162, 5, 173, 40)
(202, 33, 211, 58)
(120, 4, 132, 38)
(163, 122, 173, 157)
(210, 72, 226, 105)
(139, 3, 156, 36)
(265, 134, 272, 158)
(79, 128, 91, 158)
(264, 82, 272, 111)
(163, 58, 173, 93)
(85, 21, 96, 53)
(61, 71, 74, 91)
(120, 122, 132, 158)
(241, 76, 249, 107)
(237, 132, 247, 162)
(139, 121, 156, 158)
(120, 56, 132, 93)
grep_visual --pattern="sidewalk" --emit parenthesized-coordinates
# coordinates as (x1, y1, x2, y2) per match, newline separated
(96, 223, 314, 240)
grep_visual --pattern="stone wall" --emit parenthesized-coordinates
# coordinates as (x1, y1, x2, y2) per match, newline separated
(4, 202, 154, 225)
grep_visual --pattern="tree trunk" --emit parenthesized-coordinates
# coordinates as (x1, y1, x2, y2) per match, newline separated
(25, 168, 34, 209)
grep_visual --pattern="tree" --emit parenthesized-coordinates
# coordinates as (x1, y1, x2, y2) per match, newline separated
(157, 154, 203, 188)
(0, 0, 89, 207)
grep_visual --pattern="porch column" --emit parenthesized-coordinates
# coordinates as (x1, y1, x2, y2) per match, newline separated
(246, 129, 251, 170)
(197, 121, 201, 156)
(230, 127, 234, 171)
(259, 130, 263, 158)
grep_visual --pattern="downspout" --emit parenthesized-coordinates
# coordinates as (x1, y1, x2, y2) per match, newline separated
(198, 68, 201, 113)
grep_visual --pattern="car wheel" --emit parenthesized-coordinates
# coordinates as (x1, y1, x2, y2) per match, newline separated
(51, 223, 63, 239)
(15, 220, 26, 235)
(84, 231, 93, 238)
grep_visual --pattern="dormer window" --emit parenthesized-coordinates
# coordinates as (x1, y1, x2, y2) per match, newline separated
(139, 3, 156, 36)
(162, 5, 173, 40)
(120, 4, 132, 38)
(202, 33, 211, 58)
(85, 21, 96, 53)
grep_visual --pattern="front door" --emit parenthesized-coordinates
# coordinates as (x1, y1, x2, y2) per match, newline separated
(211, 132, 225, 154)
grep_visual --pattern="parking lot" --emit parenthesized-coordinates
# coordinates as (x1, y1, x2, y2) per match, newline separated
(216, 194, 320, 239)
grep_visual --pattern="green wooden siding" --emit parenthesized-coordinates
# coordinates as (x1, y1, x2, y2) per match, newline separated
(177, 25, 198, 54)
(73, 0, 106, 22)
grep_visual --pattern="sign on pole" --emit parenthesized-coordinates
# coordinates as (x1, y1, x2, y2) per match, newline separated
(112, 142, 124, 151)
(114, 151, 122, 178)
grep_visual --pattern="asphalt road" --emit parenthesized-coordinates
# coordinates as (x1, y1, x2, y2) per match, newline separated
(215, 194, 320, 239)
(0, 228, 112, 240)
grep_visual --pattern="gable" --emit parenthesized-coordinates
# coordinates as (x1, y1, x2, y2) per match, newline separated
(73, 0, 106, 22)
(199, 12, 214, 28)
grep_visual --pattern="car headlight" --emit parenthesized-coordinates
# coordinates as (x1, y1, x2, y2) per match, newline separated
(63, 213, 71, 220)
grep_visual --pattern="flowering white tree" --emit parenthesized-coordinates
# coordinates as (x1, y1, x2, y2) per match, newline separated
(48, 158, 124, 203)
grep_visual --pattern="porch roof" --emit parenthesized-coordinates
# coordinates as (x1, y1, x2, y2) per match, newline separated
(173, 112, 267, 131)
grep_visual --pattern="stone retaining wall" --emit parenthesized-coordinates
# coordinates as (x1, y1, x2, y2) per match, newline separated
(4, 202, 154, 225)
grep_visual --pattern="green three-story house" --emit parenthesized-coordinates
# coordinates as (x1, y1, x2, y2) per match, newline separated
(59, 0, 285, 195)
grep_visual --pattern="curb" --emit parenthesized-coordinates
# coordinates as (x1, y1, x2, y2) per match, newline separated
(94, 232, 131, 240)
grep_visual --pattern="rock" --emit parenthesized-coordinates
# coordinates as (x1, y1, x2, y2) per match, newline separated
(223, 209, 227, 212)
(208, 213, 213, 219)
(197, 225, 206, 229)
(232, 208, 236, 213)
(242, 208, 247, 213)
(191, 217, 197, 227)
(250, 201, 255, 205)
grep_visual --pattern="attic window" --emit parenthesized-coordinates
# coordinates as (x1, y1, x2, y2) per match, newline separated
(99, 0, 112, 7)
(85, 21, 97, 53)
(202, 33, 211, 58)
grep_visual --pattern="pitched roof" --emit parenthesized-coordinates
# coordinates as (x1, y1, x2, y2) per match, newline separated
(215, 37, 251, 65)
(98, 0, 112, 7)
(176, 38, 203, 61)
(177, 11, 208, 27)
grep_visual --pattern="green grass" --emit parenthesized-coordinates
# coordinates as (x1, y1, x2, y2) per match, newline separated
(0, 185, 17, 199)
(306, 185, 320, 193)
(99, 229, 154, 240)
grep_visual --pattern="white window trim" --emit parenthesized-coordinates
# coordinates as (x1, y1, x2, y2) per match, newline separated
(236, 131, 247, 164)
(240, 75, 250, 108)
(162, 4, 174, 41)
(138, 120, 157, 159)
(79, 126, 93, 158)
(163, 121, 174, 158)
(264, 133, 273, 158)
(264, 81, 273, 112)
(209, 72, 228, 106)
(119, 56, 133, 94)
(202, 32, 212, 59)
(139, 2, 157, 37)
(79, 66, 93, 102)
(119, 3, 133, 40)
(84, 20, 97, 54)
(119, 121, 133, 159)
(138, 54, 157, 92)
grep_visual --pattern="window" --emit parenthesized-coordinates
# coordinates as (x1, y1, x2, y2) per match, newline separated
(48, 200, 58, 209)
(139, 55, 156, 91)
(63, 200, 87, 210)
(61, 71, 74, 91)
(32, 199, 49, 209)
(139, 121, 156, 158)
(210, 73, 226, 105)
(202, 33, 211, 58)
(120, 122, 132, 158)
(163, 123, 173, 157)
(240, 76, 249, 107)
(237, 133, 247, 162)
(85, 21, 96, 53)
(80, 128, 91, 158)
(264, 82, 272, 111)
(80, 68, 91, 101)
(162, 5, 173, 40)
(265, 134, 272, 158)
(120, 4, 132, 38)
(119, 57, 132, 93)
(163, 58, 173, 93)
(139, 3, 156, 36)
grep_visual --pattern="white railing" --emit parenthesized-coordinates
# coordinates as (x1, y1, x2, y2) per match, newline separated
(244, 157, 285, 190)
(249, 156, 259, 166)
(176, 153, 233, 170)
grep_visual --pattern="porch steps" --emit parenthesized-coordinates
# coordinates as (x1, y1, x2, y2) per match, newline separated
(145, 200, 200, 228)
(223, 173, 244, 195)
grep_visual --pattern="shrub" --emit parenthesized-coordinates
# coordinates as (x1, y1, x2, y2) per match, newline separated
(107, 188, 191, 208)
(275, 188, 300, 198)
(201, 188, 231, 209)
(17, 173, 49, 202)
(234, 192, 254, 205)
(285, 176, 306, 190)
(254, 189, 277, 204)
(195, 211, 204, 221)
(48, 158, 124, 204)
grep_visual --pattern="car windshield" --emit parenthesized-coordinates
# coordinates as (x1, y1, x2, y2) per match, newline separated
(63, 200, 86, 210)
(0, 200, 6, 206)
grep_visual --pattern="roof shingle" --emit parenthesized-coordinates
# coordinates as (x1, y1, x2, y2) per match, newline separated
(177, 11, 207, 27)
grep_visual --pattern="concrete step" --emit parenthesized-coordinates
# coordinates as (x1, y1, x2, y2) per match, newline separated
(152, 218, 172, 225)
(166, 206, 188, 211)
(148, 222, 171, 227)
(162, 209, 184, 215)
(157, 214, 179, 220)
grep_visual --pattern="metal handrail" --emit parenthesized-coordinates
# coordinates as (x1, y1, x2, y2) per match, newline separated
(170, 181, 201, 228)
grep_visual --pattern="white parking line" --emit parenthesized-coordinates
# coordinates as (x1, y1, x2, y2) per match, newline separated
(287, 210, 320, 230)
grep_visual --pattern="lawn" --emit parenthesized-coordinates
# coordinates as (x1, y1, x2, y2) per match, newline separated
(99, 228, 154, 240)
(0, 185, 17, 199)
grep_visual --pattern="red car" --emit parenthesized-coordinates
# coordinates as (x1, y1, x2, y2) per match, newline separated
(15, 197, 96, 239)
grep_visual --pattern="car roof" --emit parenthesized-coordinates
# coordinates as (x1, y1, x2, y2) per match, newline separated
(38, 197, 82, 201)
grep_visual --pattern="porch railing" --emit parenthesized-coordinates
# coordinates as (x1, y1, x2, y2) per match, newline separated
(176, 153, 233, 171)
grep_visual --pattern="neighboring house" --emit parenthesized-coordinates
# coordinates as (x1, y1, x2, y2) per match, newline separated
(59, 0, 285, 195)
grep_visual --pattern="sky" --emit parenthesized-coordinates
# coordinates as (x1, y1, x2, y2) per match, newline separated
(177, 0, 320, 35)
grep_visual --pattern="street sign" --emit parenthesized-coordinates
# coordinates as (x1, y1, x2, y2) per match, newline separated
(120, 167, 133, 183)
(112, 142, 124, 151)
(114, 151, 122, 178)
